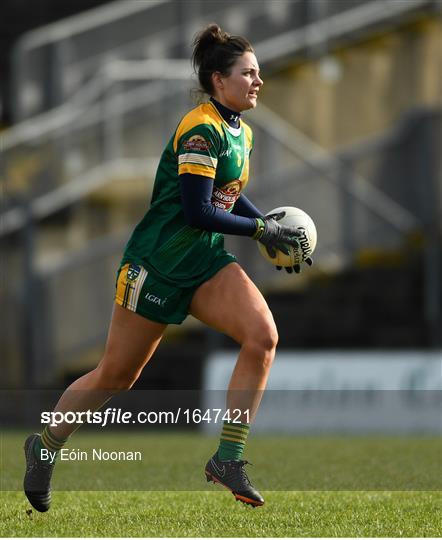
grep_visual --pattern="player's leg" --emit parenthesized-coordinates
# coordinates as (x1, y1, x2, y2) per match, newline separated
(190, 262, 278, 506)
(46, 304, 166, 439)
(24, 304, 166, 512)
(191, 262, 277, 417)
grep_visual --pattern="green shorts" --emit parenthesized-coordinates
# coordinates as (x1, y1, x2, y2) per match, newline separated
(115, 255, 235, 324)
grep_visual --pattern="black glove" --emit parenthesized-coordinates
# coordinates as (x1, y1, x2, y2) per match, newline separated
(276, 256, 313, 274)
(254, 211, 302, 258)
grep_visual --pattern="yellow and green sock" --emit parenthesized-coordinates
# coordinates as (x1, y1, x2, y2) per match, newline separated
(217, 421, 250, 461)
(33, 425, 68, 461)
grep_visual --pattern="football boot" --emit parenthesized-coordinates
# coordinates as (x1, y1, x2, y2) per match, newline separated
(23, 434, 55, 512)
(205, 452, 264, 507)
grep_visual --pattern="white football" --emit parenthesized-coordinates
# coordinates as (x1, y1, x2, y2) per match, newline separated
(257, 206, 317, 267)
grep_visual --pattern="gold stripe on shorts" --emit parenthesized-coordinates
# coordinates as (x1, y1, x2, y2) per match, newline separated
(116, 263, 148, 312)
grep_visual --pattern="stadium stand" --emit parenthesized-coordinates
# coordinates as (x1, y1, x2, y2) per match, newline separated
(1, 0, 440, 388)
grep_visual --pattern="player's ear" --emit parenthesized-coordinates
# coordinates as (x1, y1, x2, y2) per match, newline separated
(212, 71, 224, 90)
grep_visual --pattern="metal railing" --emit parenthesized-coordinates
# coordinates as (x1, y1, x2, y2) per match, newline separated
(11, 0, 438, 120)
(1, 55, 426, 239)
(2, 55, 431, 281)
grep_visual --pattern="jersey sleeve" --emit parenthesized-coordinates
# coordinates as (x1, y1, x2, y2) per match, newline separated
(175, 124, 220, 179)
(180, 173, 258, 237)
(232, 193, 263, 218)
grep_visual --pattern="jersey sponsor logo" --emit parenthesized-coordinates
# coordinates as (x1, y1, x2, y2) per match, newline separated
(183, 135, 211, 152)
(145, 292, 167, 307)
(127, 264, 141, 282)
(211, 180, 242, 211)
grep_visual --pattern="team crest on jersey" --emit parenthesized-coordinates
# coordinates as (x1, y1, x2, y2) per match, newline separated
(211, 180, 242, 211)
(183, 135, 211, 152)
(127, 264, 141, 282)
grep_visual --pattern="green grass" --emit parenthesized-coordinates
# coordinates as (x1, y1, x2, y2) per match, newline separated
(1, 431, 441, 537)
(1, 490, 441, 537)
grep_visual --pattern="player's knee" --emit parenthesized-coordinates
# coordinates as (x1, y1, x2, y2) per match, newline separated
(244, 317, 278, 354)
(94, 365, 139, 391)
(259, 316, 278, 351)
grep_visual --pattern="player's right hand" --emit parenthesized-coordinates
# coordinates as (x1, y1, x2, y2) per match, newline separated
(254, 211, 302, 259)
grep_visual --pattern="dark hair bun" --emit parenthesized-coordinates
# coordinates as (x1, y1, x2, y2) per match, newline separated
(192, 23, 253, 95)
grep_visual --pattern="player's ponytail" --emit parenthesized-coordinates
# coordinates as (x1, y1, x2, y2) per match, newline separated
(192, 23, 254, 96)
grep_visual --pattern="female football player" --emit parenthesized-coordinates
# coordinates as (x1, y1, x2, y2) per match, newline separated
(24, 23, 311, 511)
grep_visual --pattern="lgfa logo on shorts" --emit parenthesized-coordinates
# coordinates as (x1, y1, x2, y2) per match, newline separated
(145, 292, 167, 307)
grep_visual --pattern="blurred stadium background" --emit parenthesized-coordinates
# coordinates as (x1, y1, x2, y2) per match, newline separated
(0, 0, 441, 434)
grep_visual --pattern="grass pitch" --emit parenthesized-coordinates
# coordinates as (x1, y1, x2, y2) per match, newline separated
(1, 431, 441, 537)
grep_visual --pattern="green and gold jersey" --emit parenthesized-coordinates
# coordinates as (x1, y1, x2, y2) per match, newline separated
(121, 101, 254, 287)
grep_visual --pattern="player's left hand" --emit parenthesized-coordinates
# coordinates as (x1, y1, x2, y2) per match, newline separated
(276, 256, 313, 274)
